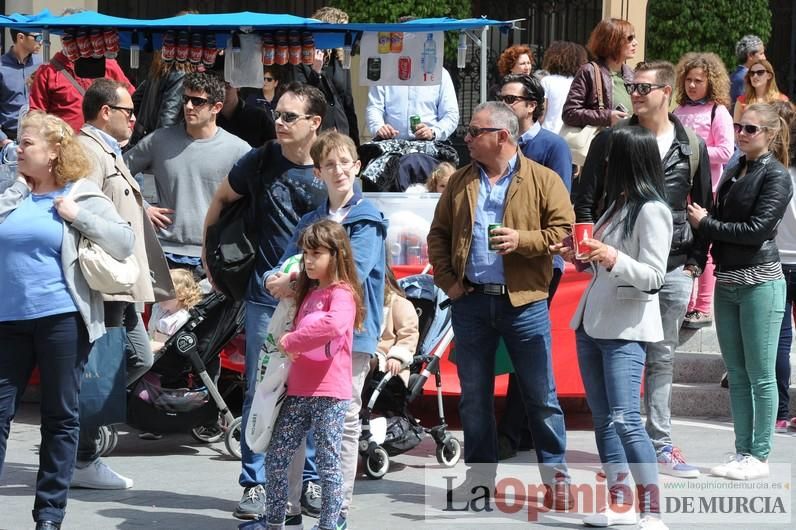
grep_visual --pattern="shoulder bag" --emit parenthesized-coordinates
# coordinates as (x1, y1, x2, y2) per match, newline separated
(559, 62, 605, 166)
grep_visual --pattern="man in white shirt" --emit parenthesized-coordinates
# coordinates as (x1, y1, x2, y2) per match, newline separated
(365, 67, 460, 141)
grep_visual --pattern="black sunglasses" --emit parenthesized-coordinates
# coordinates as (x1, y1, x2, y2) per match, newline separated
(496, 94, 532, 105)
(748, 69, 769, 77)
(272, 110, 314, 124)
(625, 82, 667, 96)
(466, 125, 504, 138)
(25, 33, 43, 43)
(734, 123, 767, 135)
(108, 105, 134, 119)
(182, 95, 211, 107)
(264, 76, 275, 82)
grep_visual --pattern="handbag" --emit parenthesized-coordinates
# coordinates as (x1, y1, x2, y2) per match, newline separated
(559, 62, 605, 166)
(79, 327, 127, 430)
(67, 182, 140, 294)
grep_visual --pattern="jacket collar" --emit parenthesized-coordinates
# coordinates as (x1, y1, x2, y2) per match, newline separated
(627, 112, 693, 158)
(79, 126, 141, 192)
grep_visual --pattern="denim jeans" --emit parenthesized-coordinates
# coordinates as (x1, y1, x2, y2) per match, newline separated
(0, 312, 91, 524)
(775, 264, 796, 421)
(714, 279, 785, 460)
(450, 293, 568, 483)
(239, 299, 276, 487)
(576, 328, 660, 513)
(644, 266, 693, 451)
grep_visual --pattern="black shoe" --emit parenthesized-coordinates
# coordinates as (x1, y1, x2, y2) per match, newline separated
(36, 522, 61, 530)
(233, 484, 266, 520)
(301, 479, 322, 517)
(720, 371, 729, 388)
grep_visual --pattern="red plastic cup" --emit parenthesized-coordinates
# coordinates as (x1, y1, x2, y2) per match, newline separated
(572, 222, 594, 258)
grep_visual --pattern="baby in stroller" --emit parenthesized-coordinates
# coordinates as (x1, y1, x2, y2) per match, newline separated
(148, 269, 203, 352)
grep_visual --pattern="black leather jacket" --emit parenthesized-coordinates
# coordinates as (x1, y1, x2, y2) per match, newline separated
(130, 70, 185, 146)
(702, 152, 793, 271)
(574, 113, 713, 271)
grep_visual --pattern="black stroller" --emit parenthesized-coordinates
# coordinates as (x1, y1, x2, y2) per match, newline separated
(358, 273, 462, 479)
(96, 291, 246, 459)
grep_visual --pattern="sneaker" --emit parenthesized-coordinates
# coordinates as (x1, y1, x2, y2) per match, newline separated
(724, 454, 769, 480)
(285, 513, 303, 528)
(657, 445, 700, 478)
(775, 420, 789, 433)
(233, 485, 266, 520)
(336, 515, 348, 530)
(682, 311, 712, 329)
(637, 514, 668, 529)
(301, 480, 322, 517)
(71, 459, 133, 489)
(710, 453, 743, 477)
(582, 503, 637, 527)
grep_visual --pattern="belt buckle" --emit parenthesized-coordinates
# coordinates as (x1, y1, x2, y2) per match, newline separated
(483, 284, 504, 296)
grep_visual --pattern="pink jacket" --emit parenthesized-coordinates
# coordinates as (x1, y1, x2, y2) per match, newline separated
(673, 103, 734, 193)
(281, 284, 355, 400)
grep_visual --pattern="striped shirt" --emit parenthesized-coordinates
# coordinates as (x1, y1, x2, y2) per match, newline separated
(714, 261, 783, 286)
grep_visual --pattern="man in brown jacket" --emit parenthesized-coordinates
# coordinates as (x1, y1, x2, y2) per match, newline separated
(427, 101, 575, 508)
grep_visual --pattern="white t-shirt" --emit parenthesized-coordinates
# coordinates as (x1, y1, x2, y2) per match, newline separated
(656, 125, 676, 160)
(540, 74, 574, 135)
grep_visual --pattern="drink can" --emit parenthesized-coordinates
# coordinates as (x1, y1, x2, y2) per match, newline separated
(176, 31, 190, 62)
(366, 57, 381, 81)
(378, 32, 390, 54)
(90, 29, 105, 58)
(161, 31, 176, 62)
(103, 28, 119, 58)
(189, 33, 204, 64)
(76, 30, 92, 59)
(409, 115, 421, 133)
(288, 32, 301, 66)
(398, 56, 412, 81)
(390, 32, 403, 53)
(202, 33, 218, 67)
(62, 33, 80, 62)
(275, 31, 288, 65)
(301, 32, 315, 65)
(261, 33, 275, 65)
(488, 223, 502, 252)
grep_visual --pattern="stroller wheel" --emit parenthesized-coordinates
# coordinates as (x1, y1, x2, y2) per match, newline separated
(435, 437, 462, 467)
(224, 416, 243, 460)
(191, 420, 224, 444)
(364, 446, 390, 480)
(97, 425, 118, 457)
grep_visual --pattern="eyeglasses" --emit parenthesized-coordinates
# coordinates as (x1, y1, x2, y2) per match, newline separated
(24, 33, 43, 43)
(625, 82, 667, 96)
(626, 34, 636, 42)
(320, 161, 357, 173)
(496, 94, 532, 105)
(108, 105, 134, 120)
(466, 125, 504, 138)
(733, 123, 767, 135)
(749, 69, 769, 77)
(272, 110, 314, 124)
(264, 76, 275, 82)
(182, 95, 211, 107)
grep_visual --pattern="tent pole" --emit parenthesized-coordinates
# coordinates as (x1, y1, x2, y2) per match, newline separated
(480, 25, 488, 103)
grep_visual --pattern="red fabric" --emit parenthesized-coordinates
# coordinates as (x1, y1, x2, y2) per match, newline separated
(28, 52, 135, 132)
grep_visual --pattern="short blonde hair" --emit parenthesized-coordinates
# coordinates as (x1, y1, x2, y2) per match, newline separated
(310, 130, 358, 168)
(19, 110, 92, 187)
(170, 269, 202, 309)
(426, 161, 456, 192)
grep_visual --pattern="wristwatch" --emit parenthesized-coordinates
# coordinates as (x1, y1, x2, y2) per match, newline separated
(684, 264, 702, 278)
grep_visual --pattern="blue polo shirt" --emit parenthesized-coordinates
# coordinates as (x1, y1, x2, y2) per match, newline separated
(0, 48, 41, 138)
(465, 154, 518, 285)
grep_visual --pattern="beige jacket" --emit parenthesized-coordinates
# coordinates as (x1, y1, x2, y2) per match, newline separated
(376, 294, 419, 385)
(78, 126, 174, 302)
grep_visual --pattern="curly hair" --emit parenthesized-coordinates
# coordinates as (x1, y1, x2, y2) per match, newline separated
(587, 18, 634, 62)
(497, 45, 534, 78)
(425, 161, 456, 192)
(743, 59, 784, 105)
(18, 111, 92, 186)
(169, 269, 203, 309)
(542, 41, 588, 77)
(674, 52, 730, 107)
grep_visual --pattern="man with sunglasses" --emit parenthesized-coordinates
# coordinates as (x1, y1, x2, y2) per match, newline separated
(575, 60, 712, 481)
(125, 72, 251, 275)
(203, 82, 329, 522)
(0, 30, 42, 142)
(428, 101, 575, 508)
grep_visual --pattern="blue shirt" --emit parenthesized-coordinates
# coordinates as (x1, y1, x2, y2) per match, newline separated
(0, 186, 78, 321)
(730, 65, 747, 107)
(83, 123, 122, 157)
(465, 154, 518, 285)
(0, 49, 41, 138)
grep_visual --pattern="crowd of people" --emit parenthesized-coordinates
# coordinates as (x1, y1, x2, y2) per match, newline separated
(0, 8, 794, 530)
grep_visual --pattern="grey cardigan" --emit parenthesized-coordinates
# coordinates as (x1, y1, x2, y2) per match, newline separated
(0, 178, 135, 341)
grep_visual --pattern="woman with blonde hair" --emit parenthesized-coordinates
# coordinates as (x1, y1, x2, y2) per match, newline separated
(733, 59, 789, 122)
(673, 52, 735, 329)
(0, 111, 134, 529)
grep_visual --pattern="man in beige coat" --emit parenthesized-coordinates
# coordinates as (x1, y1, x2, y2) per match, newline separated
(71, 78, 173, 490)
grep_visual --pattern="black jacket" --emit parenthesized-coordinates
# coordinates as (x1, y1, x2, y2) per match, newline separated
(574, 113, 713, 271)
(702, 152, 793, 270)
(131, 70, 185, 146)
(217, 96, 276, 148)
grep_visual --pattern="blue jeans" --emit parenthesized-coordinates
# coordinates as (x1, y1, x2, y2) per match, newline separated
(775, 264, 796, 421)
(576, 328, 660, 513)
(0, 312, 91, 524)
(450, 293, 568, 483)
(239, 300, 276, 487)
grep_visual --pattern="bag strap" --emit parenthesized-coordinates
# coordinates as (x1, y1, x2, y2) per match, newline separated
(710, 102, 718, 126)
(684, 126, 700, 181)
(51, 57, 86, 97)
(592, 62, 605, 111)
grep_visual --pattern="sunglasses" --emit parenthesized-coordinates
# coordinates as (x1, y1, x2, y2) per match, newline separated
(108, 105, 134, 120)
(181, 95, 211, 107)
(264, 76, 275, 82)
(466, 125, 504, 138)
(496, 94, 532, 105)
(733, 123, 767, 135)
(625, 82, 667, 96)
(272, 110, 314, 124)
(748, 69, 769, 77)
(23, 33, 43, 42)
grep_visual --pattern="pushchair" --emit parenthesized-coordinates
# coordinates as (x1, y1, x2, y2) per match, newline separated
(96, 291, 246, 459)
(358, 273, 462, 479)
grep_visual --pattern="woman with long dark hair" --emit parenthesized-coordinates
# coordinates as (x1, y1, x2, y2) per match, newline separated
(541, 41, 588, 134)
(556, 126, 671, 529)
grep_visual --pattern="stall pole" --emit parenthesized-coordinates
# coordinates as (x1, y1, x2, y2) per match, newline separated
(480, 25, 488, 104)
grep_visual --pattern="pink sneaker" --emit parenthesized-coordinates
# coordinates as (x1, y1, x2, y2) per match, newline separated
(775, 420, 788, 433)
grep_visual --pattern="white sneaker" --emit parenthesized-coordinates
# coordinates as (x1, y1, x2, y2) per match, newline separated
(637, 514, 668, 529)
(709, 453, 743, 478)
(724, 454, 769, 480)
(582, 504, 638, 527)
(71, 459, 133, 489)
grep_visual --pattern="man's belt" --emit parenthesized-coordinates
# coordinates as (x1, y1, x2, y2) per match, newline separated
(469, 283, 507, 296)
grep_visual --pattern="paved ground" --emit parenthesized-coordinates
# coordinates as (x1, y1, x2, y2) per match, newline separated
(1, 403, 795, 530)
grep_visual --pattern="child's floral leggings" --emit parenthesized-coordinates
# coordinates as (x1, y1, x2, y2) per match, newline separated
(266, 396, 349, 529)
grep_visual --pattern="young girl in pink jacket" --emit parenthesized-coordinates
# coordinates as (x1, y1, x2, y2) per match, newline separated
(265, 219, 365, 530)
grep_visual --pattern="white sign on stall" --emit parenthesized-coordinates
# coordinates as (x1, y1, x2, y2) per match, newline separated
(359, 31, 444, 86)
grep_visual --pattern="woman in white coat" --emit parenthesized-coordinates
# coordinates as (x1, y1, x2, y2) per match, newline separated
(554, 126, 672, 530)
